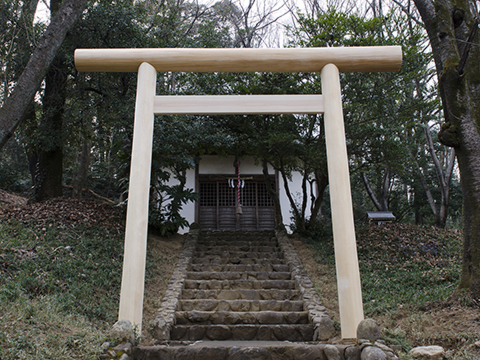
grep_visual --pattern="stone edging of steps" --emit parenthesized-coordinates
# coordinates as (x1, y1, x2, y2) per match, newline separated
(153, 229, 199, 340)
(275, 229, 336, 341)
(152, 228, 336, 342)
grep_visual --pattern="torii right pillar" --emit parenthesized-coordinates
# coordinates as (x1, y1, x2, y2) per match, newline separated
(322, 63, 363, 341)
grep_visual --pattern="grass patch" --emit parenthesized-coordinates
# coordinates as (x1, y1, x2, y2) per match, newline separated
(303, 223, 479, 358)
(0, 199, 185, 357)
(307, 224, 462, 315)
(0, 219, 124, 359)
(356, 224, 462, 315)
(0, 293, 109, 359)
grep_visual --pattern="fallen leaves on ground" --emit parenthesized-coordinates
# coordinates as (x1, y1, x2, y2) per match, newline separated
(0, 189, 28, 207)
(0, 196, 125, 231)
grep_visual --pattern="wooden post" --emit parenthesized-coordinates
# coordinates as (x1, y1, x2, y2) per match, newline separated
(321, 63, 364, 340)
(118, 62, 157, 334)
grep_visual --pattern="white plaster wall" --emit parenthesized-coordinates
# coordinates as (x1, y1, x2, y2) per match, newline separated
(198, 155, 274, 175)
(182, 168, 196, 231)
(279, 171, 313, 233)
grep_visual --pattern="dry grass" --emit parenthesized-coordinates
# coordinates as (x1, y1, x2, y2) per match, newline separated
(290, 235, 340, 324)
(142, 233, 185, 343)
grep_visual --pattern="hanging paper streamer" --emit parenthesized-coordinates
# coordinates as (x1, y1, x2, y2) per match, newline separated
(228, 178, 245, 188)
(236, 160, 243, 215)
(237, 160, 241, 206)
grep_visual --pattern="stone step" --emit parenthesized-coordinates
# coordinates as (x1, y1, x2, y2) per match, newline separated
(151, 229, 336, 346)
(201, 230, 275, 238)
(191, 257, 286, 265)
(184, 279, 296, 290)
(193, 251, 283, 259)
(197, 243, 278, 249)
(197, 238, 278, 245)
(195, 245, 279, 253)
(170, 324, 315, 341)
(179, 299, 305, 312)
(199, 236, 276, 242)
(186, 271, 291, 281)
(181, 289, 302, 301)
(176, 311, 309, 325)
(135, 342, 351, 360)
(199, 238, 277, 244)
(188, 263, 290, 273)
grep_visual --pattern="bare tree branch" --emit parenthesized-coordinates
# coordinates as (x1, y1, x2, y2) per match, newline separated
(425, 123, 447, 195)
(361, 172, 384, 211)
(392, 0, 424, 26)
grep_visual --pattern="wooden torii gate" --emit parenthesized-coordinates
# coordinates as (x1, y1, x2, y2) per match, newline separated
(74, 47, 402, 340)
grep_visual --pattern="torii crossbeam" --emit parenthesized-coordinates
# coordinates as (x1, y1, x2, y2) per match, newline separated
(74, 46, 402, 340)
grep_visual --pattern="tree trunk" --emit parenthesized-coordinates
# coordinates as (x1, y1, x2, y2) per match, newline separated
(262, 158, 283, 229)
(72, 141, 91, 199)
(12, 0, 40, 80)
(361, 170, 390, 211)
(438, 147, 455, 228)
(404, 140, 439, 222)
(380, 166, 391, 211)
(33, 68, 65, 201)
(0, 0, 88, 150)
(32, 0, 69, 202)
(278, 163, 303, 231)
(414, 0, 480, 297)
(307, 170, 328, 229)
(300, 168, 308, 224)
(416, 160, 438, 220)
(425, 123, 456, 228)
(361, 172, 381, 211)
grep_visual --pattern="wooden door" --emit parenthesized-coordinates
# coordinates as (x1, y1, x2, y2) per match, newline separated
(198, 179, 275, 230)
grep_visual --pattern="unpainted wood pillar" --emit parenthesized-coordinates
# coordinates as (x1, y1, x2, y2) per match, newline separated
(118, 62, 157, 334)
(321, 63, 364, 340)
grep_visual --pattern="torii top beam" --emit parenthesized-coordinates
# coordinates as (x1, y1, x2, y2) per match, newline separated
(74, 46, 402, 73)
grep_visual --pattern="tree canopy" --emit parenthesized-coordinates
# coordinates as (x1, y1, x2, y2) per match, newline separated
(0, 0, 472, 289)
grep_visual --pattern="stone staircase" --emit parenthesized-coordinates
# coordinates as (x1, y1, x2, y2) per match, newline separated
(137, 228, 338, 359)
(171, 230, 314, 342)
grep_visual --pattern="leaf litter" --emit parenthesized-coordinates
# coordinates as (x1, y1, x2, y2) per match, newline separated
(0, 196, 125, 231)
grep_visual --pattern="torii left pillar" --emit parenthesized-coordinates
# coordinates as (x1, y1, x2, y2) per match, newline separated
(118, 62, 157, 334)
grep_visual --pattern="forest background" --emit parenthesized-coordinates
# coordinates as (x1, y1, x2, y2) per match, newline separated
(0, 0, 463, 239)
(1, 0, 480, 358)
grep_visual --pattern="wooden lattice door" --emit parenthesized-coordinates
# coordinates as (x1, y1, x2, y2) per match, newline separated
(198, 179, 275, 230)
